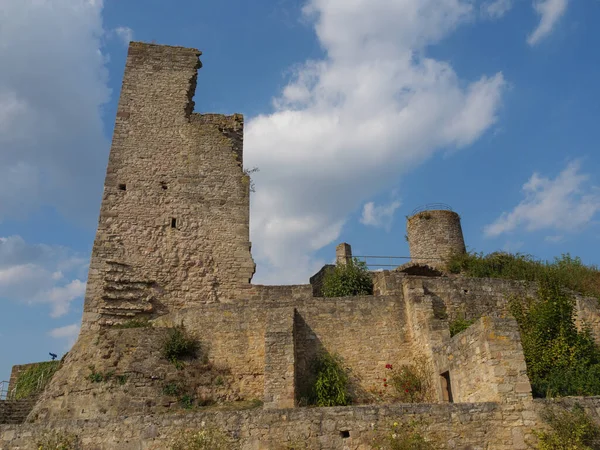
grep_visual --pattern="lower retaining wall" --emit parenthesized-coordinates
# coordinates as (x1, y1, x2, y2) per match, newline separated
(4, 398, 600, 450)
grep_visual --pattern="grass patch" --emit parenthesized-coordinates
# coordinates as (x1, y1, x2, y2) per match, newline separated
(14, 361, 60, 400)
(535, 404, 600, 449)
(447, 251, 600, 299)
(113, 318, 152, 329)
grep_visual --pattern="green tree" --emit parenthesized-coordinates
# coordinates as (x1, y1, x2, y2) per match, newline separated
(322, 258, 373, 297)
(510, 276, 600, 398)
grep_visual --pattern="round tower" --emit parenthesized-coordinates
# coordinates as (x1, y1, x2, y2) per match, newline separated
(406, 204, 466, 270)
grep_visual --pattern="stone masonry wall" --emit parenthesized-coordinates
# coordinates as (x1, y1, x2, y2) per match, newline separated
(294, 295, 412, 404)
(7, 398, 600, 449)
(82, 42, 255, 329)
(406, 210, 466, 270)
(435, 317, 532, 404)
(374, 271, 600, 343)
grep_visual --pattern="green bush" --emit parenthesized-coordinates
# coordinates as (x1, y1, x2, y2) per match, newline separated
(535, 404, 600, 450)
(170, 427, 233, 450)
(14, 361, 60, 399)
(310, 353, 350, 406)
(162, 325, 199, 367)
(509, 276, 600, 398)
(447, 251, 600, 300)
(322, 258, 373, 297)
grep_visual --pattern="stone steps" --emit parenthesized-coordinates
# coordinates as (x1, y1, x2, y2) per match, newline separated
(0, 398, 38, 424)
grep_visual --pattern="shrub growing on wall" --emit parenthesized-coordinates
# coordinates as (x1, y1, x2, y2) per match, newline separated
(510, 276, 600, 398)
(162, 325, 200, 367)
(310, 353, 350, 406)
(322, 258, 373, 297)
(535, 404, 600, 450)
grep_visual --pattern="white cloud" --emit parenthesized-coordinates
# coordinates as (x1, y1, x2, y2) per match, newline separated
(482, 0, 513, 19)
(360, 199, 402, 231)
(484, 161, 600, 237)
(0, 236, 87, 317)
(527, 0, 569, 45)
(0, 0, 110, 224)
(246, 0, 505, 283)
(49, 323, 81, 349)
(111, 26, 134, 46)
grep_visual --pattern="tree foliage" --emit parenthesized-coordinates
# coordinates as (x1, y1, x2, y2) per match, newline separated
(322, 258, 373, 297)
(535, 404, 600, 450)
(510, 276, 600, 398)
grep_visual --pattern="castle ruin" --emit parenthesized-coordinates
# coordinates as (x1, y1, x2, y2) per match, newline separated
(3, 42, 600, 449)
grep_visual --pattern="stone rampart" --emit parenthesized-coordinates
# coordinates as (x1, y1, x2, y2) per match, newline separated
(6, 398, 600, 449)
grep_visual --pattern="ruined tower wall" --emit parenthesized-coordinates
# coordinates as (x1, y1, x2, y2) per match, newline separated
(407, 210, 466, 270)
(82, 43, 255, 329)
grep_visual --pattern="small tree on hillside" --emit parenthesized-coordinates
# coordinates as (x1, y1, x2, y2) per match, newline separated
(322, 258, 373, 297)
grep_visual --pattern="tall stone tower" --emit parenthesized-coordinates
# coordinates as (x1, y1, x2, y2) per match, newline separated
(82, 42, 255, 330)
(406, 205, 466, 270)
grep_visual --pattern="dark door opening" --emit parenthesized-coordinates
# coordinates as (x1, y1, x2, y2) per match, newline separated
(441, 371, 453, 403)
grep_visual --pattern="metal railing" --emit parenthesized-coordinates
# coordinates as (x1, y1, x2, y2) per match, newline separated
(353, 255, 443, 270)
(410, 203, 453, 215)
(0, 381, 8, 400)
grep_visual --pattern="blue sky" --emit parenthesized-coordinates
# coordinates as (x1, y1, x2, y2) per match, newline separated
(1, 0, 599, 382)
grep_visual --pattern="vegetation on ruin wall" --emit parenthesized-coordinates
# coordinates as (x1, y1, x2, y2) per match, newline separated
(162, 325, 200, 369)
(170, 426, 233, 450)
(372, 420, 437, 450)
(449, 316, 476, 337)
(322, 258, 374, 297)
(447, 251, 600, 300)
(13, 361, 60, 400)
(310, 353, 351, 407)
(37, 430, 80, 450)
(535, 404, 600, 450)
(510, 276, 600, 398)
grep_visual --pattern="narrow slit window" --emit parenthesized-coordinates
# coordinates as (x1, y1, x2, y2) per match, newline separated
(118, 183, 126, 191)
(340, 431, 350, 439)
(160, 181, 167, 190)
(171, 218, 177, 229)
